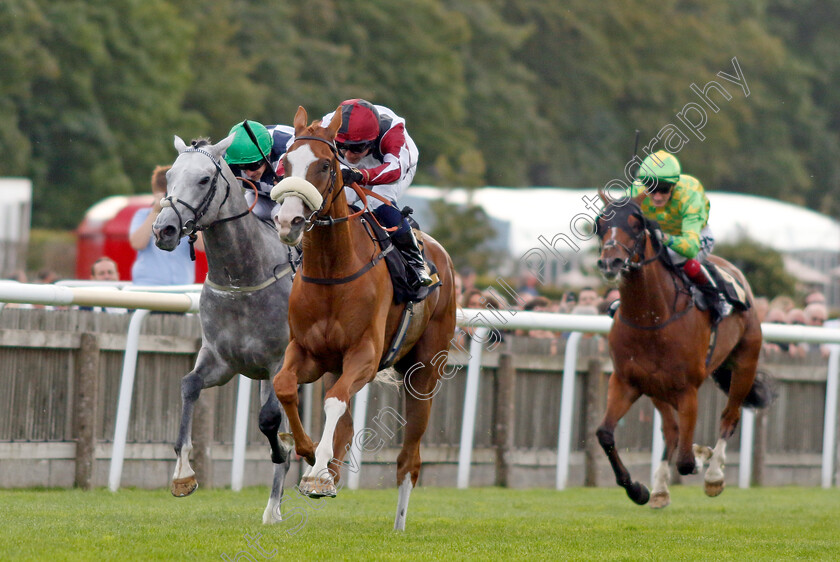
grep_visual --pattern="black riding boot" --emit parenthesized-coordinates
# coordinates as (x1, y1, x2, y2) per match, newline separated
(392, 228, 433, 289)
(684, 261, 731, 326)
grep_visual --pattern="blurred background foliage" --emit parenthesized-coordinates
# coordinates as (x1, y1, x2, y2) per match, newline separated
(2, 0, 840, 230)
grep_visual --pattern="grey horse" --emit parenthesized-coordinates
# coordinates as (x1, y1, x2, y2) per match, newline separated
(154, 134, 294, 524)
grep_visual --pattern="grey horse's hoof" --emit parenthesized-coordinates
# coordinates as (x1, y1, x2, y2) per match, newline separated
(171, 476, 198, 497)
(299, 476, 336, 498)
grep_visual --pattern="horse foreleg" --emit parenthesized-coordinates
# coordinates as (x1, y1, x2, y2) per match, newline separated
(259, 379, 294, 524)
(650, 399, 679, 509)
(675, 388, 700, 476)
(273, 342, 317, 465)
(597, 376, 648, 505)
(299, 346, 378, 498)
(172, 371, 203, 497)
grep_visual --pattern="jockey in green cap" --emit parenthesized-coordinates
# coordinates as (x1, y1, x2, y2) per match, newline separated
(224, 120, 294, 223)
(624, 150, 731, 324)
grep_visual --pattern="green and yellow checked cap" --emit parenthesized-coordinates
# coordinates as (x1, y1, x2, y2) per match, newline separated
(637, 150, 681, 184)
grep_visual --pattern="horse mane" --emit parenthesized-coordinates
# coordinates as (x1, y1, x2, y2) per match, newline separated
(190, 138, 211, 148)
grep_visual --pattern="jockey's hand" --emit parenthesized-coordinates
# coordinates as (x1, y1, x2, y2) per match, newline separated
(342, 167, 364, 186)
(654, 229, 668, 246)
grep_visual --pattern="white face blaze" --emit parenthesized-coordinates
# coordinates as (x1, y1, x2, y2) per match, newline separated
(273, 144, 319, 245)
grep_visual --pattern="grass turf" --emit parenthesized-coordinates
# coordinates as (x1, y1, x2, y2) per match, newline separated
(1, 486, 838, 560)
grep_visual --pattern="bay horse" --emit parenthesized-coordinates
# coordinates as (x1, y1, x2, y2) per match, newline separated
(154, 135, 295, 524)
(595, 191, 773, 508)
(270, 106, 457, 530)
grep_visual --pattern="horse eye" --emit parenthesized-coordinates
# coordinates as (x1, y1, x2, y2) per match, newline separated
(199, 176, 211, 185)
(321, 161, 330, 172)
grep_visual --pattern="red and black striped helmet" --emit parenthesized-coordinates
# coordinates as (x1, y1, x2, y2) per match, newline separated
(335, 99, 380, 147)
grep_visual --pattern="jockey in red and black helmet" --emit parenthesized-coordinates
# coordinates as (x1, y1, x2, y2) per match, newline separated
(321, 99, 432, 288)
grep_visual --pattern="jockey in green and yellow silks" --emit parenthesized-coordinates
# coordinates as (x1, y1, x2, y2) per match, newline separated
(627, 150, 730, 324)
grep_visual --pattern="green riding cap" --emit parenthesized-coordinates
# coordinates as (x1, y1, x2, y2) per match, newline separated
(224, 120, 272, 165)
(636, 150, 681, 185)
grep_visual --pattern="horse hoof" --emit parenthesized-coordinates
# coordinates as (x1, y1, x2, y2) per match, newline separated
(278, 432, 295, 454)
(171, 476, 198, 497)
(626, 482, 650, 505)
(299, 476, 336, 498)
(705, 480, 725, 497)
(262, 501, 283, 525)
(649, 492, 671, 509)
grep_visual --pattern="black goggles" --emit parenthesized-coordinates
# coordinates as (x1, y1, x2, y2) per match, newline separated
(231, 161, 265, 172)
(641, 177, 675, 194)
(336, 140, 373, 153)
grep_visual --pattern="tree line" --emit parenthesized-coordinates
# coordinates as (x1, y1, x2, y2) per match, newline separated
(2, 0, 838, 229)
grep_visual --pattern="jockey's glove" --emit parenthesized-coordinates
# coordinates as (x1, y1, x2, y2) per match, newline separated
(341, 167, 364, 186)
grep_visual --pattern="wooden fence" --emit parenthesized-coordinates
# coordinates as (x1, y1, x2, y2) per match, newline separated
(0, 308, 836, 489)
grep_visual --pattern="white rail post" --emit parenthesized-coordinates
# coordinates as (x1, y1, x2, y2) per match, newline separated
(650, 409, 664, 485)
(556, 331, 582, 490)
(347, 385, 371, 490)
(822, 344, 840, 488)
(739, 408, 755, 488)
(108, 308, 150, 492)
(230, 375, 252, 491)
(457, 326, 488, 489)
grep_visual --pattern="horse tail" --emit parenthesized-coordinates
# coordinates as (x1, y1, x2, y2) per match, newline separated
(711, 367, 777, 409)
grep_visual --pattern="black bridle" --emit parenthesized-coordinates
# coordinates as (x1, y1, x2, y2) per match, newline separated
(596, 201, 663, 272)
(163, 146, 252, 258)
(596, 199, 694, 330)
(287, 135, 367, 229)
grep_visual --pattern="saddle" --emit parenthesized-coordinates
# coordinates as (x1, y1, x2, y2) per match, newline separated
(649, 224, 749, 314)
(704, 262, 750, 311)
(362, 211, 441, 304)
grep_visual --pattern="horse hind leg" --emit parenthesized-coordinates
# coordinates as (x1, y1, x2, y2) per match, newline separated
(172, 371, 203, 497)
(393, 363, 437, 531)
(259, 379, 295, 524)
(702, 439, 726, 497)
(706, 336, 763, 497)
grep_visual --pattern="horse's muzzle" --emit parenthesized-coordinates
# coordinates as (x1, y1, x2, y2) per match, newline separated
(272, 197, 306, 246)
(153, 211, 181, 251)
(597, 257, 625, 281)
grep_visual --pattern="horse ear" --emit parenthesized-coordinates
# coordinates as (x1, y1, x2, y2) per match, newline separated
(293, 106, 308, 135)
(325, 104, 343, 140)
(213, 133, 236, 160)
(597, 188, 609, 205)
(174, 135, 188, 153)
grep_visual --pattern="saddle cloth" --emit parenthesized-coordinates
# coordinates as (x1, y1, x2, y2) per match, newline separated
(705, 262, 750, 310)
(364, 212, 441, 304)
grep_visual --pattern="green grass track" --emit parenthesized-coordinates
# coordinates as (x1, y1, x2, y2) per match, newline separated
(1, 486, 838, 560)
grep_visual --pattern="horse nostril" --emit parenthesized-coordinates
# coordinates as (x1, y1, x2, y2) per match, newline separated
(162, 225, 178, 239)
(610, 258, 624, 270)
(291, 216, 304, 227)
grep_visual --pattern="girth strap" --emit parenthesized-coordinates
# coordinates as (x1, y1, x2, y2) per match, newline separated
(204, 265, 293, 293)
(300, 244, 394, 285)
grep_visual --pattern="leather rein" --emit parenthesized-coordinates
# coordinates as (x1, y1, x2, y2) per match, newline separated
(288, 134, 396, 285)
(163, 146, 293, 292)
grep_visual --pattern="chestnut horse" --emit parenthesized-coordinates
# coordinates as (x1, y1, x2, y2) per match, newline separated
(270, 106, 456, 530)
(595, 192, 773, 508)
